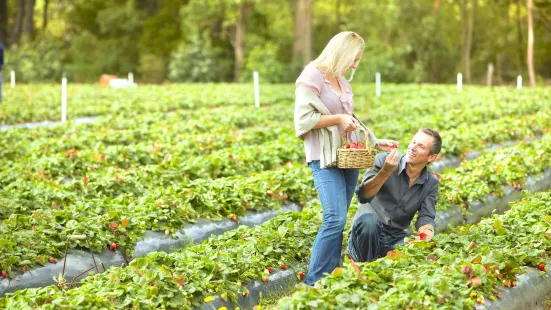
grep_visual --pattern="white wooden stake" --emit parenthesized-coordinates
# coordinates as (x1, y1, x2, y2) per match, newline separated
(61, 78, 67, 122)
(457, 73, 463, 93)
(253, 71, 260, 108)
(486, 64, 494, 87)
(128, 72, 134, 86)
(517, 75, 522, 90)
(10, 70, 15, 88)
(375, 72, 381, 97)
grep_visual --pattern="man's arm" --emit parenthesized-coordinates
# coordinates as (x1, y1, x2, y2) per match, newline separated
(415, 182, 438, 241)
(357, 149, 399, 202)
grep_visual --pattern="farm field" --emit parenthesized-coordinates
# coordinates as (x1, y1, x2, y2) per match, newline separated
(0, 83, 550, 309)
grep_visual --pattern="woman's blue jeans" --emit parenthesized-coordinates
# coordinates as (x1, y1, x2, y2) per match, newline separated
(304, 160, 359, 286)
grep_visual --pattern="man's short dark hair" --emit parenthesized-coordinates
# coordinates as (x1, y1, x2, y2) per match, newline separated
(419, 128, 441, 155)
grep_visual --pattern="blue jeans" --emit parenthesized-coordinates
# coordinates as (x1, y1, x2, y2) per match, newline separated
(304, 160, 359, 286)
(347, 213, 408, 262)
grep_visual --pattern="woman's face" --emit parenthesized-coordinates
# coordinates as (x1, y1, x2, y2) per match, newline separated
(349, 52, 362, 70)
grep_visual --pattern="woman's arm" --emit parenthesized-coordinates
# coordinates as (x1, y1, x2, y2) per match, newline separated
(313, 114, 358, 131)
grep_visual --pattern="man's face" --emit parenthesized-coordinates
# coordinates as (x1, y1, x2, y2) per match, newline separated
(405, 131, 438, 165)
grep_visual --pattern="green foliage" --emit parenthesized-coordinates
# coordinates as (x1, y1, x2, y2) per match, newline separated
(168, 35, 233, 82)
(3, 0, 551, 83)
(1, 36, 64, 82)
(242, 42, 287, 83)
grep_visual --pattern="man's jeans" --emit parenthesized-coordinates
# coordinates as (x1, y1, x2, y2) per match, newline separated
(304, 160, 359, 286)
(347, 213, 408, 262)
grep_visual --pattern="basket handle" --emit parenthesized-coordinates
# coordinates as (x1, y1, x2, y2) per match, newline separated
(341, 126, 372, 148)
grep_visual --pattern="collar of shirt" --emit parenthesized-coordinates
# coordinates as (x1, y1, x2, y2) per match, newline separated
(397, 155, 429, 185)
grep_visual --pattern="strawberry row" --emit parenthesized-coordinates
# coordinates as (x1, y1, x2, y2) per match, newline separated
(0, 84, 295, 124)
(1, 128, 302, 185)
(4, 176, 551, 310)
(3, 102, 548, 192)
(3, 84, 549, 165)
(0, 165, 315, 273)
(0, 201, 326, 309)
(0, 103, 292, 161)
(437, 133, 551, 211)
(277, 190, 551, 309)
(1, 133, 548, 301)
(364, 85, 550, 126)
(1, 132, 548, 273)
(368, 87, 550, 142)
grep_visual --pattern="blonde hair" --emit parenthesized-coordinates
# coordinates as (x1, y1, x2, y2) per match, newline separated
(310, 31, 365, 82)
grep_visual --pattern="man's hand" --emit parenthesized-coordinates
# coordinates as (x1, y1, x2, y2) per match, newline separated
(339, 114, 358, 132)
(382, 148, 399, 175)
(416, 225, 435, 242)
(376, 139, 399, 152)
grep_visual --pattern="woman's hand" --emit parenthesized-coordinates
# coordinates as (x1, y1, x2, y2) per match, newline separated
(339, 114, 358, 132)
(376, 139, 399, 152)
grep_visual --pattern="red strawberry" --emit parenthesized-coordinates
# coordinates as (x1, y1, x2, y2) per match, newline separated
(52, 201, 58, 207)
(267, 267, 273, 274)
(298, 271, 305, 281)
(418, 232, 428, 240)
(351, 142, 358, 149)
(299, 201, 304, 207)
(49, 257, 56, 264)
(264, 277, 269, 283)
(281, 264, 287, 270)
(471, 293, 477, 299)
(229, 215, 238, 223)
(344, 144, 351, 149)
(1, 271, 6, 278)
(538, 264, 546, 271)
(109, 242, 117, 251)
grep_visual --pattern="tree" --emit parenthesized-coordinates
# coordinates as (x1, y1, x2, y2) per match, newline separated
(233, 1, 253, 82)
(0, 0, 7, 45)
(43, 0, 49, 30)
(461, 0, 477, 82)
(527, 0, 536, 86)
(292, 0, 312, 68)
(11, 0, 25, 44)
(23, 0, 36, 40)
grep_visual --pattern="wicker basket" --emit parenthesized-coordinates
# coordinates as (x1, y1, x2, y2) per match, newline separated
(337, 127, 376, 169)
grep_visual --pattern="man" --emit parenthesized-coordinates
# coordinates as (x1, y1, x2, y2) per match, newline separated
(347, 128, 442, 262)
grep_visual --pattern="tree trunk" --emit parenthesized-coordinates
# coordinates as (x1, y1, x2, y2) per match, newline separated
(461, 0, 476, 83)
(303, 0, 311, 65)
(23, 0, 36, 40)
(43, 0, 49, 30)
(516, 0, 524, 72)
(10, 0, 25, 45)
(292, 0, 312, 67)
(233, 2, 249, 82)
(0, 0, 7, 46)
(526, 0, 536, 86)
(335, 0, 341, 33)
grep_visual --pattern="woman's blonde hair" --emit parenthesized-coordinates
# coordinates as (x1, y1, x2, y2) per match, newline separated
(310, 31, 365, 81)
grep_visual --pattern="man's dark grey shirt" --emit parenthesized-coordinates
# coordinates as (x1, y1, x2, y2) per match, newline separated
(354, 153, 438, 235)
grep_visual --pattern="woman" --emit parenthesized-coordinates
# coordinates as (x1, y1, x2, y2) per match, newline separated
(294, 31, 397, 285)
